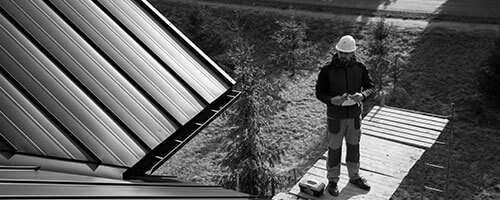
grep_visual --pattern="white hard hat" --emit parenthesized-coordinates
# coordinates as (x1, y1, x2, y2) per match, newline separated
(335, 35, 356, 53)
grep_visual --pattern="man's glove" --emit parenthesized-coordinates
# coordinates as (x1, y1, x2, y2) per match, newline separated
(348, 92, 365, 103)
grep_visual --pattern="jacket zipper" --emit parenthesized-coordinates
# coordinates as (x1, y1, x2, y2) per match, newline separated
(344, 64, 349, 118)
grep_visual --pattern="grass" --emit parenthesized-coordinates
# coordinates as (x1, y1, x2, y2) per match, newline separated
(150, 0, 500, 199)
(390, 28, 500, 200)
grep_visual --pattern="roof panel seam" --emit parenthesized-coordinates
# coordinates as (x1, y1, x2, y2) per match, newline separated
(0, 130, 17, 153)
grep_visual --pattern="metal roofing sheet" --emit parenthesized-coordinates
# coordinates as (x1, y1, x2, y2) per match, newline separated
(0, 0, 177, 150)
(0, 167, 253, 199)
(0, 73, 88, 160)
(0, 10, 145, 166)
(0, 0, 238, 178)
(96, 0, 230, 103)
(46, 0, 205, 124)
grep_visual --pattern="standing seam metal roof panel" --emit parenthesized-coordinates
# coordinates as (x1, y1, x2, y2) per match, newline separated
(0, 6, 145, 166)
(0, 0, 239, 179)
(48, 0, 205, 124)
(0, 73, 88, 160)
(0, 0, 177, 150)
(0, 168, 254, 199)
(96, 0, 229, 103)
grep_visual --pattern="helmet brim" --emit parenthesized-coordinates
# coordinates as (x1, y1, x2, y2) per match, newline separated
(335, 45, 356, 53)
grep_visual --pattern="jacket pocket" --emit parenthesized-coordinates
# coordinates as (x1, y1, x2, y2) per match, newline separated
(328, 118, 341, 134)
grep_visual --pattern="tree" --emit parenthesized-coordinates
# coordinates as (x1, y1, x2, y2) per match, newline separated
(477, 37, 500, 105)
(270, 19, 318, 78)
(364, 17, 412, 107)
(366, 18, 393, 91)
(219, 19, 284, 197)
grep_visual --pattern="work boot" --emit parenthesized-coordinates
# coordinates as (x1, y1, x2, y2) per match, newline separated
(326, 181, 339, 196)
(349, 176, 371, 190)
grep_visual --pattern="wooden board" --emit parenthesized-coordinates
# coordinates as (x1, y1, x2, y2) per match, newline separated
(289, 164, 399, 200)
(363, 117, 441, 137)
(284, 106, 449, 200)
(365, 111, 446, 131)
(374, 106, 449, 124)
(363, 120, 440, 140)
(362, 126, 435, 148)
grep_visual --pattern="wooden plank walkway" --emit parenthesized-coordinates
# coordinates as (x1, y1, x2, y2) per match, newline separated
(273, 106, 449, 200)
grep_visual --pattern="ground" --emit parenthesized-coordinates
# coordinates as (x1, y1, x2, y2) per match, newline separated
(150, 0, 500, 199)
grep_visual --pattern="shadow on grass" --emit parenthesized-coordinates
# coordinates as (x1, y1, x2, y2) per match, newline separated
(388, 18, 500, 200)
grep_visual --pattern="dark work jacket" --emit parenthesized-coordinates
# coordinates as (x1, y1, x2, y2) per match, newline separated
(315, 54, 376, 119)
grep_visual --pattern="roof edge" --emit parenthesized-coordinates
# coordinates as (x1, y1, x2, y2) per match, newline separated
(0, 153, 127, 179)
(123, 89, 241, 177)
(137, 0, 236, 86)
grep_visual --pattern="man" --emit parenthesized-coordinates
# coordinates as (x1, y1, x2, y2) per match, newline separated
(315, 35, 376, 196)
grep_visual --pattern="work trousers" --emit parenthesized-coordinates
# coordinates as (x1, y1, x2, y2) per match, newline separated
(326, 117, 361, 183)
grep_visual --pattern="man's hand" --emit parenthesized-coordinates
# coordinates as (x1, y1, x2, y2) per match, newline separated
(348, 92, 364, 103)
(330, 94, 348, 105)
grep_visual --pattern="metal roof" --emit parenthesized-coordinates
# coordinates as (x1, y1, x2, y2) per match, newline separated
(0, 166, 252, 199)
(0, 0, 239, 179)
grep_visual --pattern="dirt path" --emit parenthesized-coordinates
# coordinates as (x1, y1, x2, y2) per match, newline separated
(165, 0, 500, 33)
(271, 0, 500, 19)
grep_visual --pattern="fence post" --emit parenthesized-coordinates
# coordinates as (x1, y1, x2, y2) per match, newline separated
(236, 171, 240, 192)
(380, 90, 386, 106)
(293, 168, 297, 184)
(444, 102, 455, 200)
(271, 177, 275, 197)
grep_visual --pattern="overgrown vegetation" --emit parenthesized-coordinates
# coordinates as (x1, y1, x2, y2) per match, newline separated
(151, 0, 500, 199)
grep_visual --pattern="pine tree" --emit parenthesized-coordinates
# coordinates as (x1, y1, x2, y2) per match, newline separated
(366, 18, 392, 91)
(219, 21, 283, 197)
(270, 19, 318, 78)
